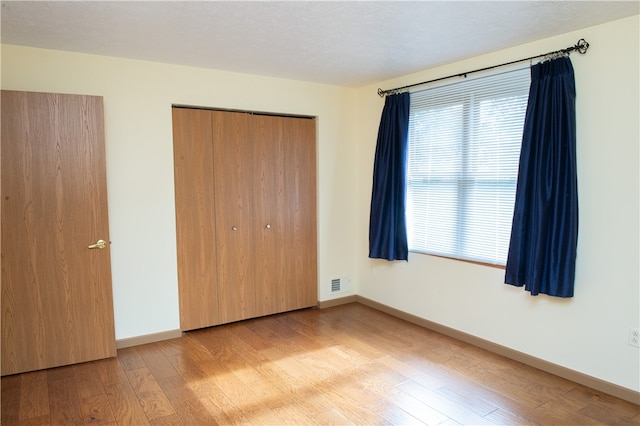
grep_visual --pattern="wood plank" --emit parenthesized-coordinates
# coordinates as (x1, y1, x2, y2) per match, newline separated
(135, 344, 180, 382)
(73, 361, 108, 400)
(383, 386, 452, 425)
(434, 385, 501, 417)
(48, 377, 84, 425)
(156, 375, 220, 425)
(365, 397, 429, 425)
(125, 367, 176, 421)
(566, 385, 640, 418)
(96, 357, 130, 388)
(396, 380, 496, 425)
(19, 370, 50, 421)
(117, 347, 147, 372)
(79, 393, 116, 425)
(103, 382, 151, 425)
(1, 374, 22, 424)
(148, 413, 184, 425)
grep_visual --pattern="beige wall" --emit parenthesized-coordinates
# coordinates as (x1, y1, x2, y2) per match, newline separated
(1, 45, 360, 339)
(2, 13, 638, 394)
(355, 15, 640, 392)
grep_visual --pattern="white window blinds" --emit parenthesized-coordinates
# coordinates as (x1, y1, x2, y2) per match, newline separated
(407, 67, 530, 265)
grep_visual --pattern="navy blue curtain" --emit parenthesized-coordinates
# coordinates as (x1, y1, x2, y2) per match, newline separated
(505, 57, 578, 297)
(369, 92, 410, 261)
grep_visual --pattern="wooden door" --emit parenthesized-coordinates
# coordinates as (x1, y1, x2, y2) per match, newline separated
(172, 108, 219, 330)
(252, 114, 287, 317)
(212, 110, 258, 324)
(173, 108, 317, 328)
(209, 111, 318, 320)
(251, 114, 317, 316)
(280, 117, 317, 310)
(1, 90, 116, 375)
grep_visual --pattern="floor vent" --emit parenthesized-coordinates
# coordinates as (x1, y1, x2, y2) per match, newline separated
(331, 278, 341, 293)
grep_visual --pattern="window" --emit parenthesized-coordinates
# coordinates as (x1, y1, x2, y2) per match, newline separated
(406, 67, 530, 265)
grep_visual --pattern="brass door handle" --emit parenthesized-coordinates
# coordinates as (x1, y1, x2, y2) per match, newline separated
(88, 239, 107, 249)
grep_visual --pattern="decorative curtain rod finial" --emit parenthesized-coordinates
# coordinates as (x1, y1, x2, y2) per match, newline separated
(575, 38, 590, 54)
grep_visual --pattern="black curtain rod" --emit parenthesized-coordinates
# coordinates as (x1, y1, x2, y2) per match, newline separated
(377, 38, 590, 97)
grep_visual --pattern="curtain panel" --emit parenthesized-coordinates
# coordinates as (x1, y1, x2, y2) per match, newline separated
(369, 92, 410, 261)
(505, 56, 579, 297)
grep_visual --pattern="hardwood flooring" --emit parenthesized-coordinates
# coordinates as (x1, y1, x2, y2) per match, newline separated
(2, 302, 639, 425)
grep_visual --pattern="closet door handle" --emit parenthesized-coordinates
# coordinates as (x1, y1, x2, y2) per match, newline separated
(265, 224, 271, 229)
(232, 226, 238, 231)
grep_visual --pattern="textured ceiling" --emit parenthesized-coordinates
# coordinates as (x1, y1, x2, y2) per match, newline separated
(1, 1, 638, 87)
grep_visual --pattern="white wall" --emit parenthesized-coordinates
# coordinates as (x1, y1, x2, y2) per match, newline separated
(1, 45, 360, 339)
(355, 16, 639, 392)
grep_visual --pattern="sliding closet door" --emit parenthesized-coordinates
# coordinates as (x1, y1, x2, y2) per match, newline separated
(252, 114, 288, 317)
(172, 108, 219, 330)
(173, 108, 317, 329)
(281, 117, 318, 310)
(252, 114, 317, 315)
(212, 111, 258, 324)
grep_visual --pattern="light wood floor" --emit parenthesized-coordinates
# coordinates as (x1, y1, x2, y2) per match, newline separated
(2, 302, 639, 425)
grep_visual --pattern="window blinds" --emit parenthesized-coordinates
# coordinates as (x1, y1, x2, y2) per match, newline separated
(407, 66, 531, 265)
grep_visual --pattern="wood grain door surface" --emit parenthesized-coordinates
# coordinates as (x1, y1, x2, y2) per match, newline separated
(1, 90, 116, 376)
(173, 108, 317, 331)
(252, 114, 317, 316)
(251, 113, 283, 318)
(212, 110, 258, 324)
(172, 108, 219, 330)
(213, 111, 318, 323)
(280, 116, 317, 311)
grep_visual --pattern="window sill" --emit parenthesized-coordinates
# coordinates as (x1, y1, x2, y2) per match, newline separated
(409, 250, 506, 270)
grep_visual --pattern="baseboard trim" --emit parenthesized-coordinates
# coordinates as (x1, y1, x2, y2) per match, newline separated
(116, 329, 182, 349)
(355, 296, 640, 405)
(317, 295, 358, 309)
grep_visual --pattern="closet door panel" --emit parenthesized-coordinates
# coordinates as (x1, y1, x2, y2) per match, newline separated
(282, 117, 318, 310)
(252, 115, 287, 317)
(212, 111, 257, 323)
(172, 108, 218, 330)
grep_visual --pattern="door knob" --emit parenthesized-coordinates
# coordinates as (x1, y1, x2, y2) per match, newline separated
(232, 226, 238, 231)
(265, 224, 271, 229)
(88, 239, 107, 249)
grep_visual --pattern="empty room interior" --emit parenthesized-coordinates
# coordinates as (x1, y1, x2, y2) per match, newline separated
(1, 1, 639, 424)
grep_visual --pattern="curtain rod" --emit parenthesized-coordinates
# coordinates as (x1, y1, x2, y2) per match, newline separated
(377, 38, 590, 97)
